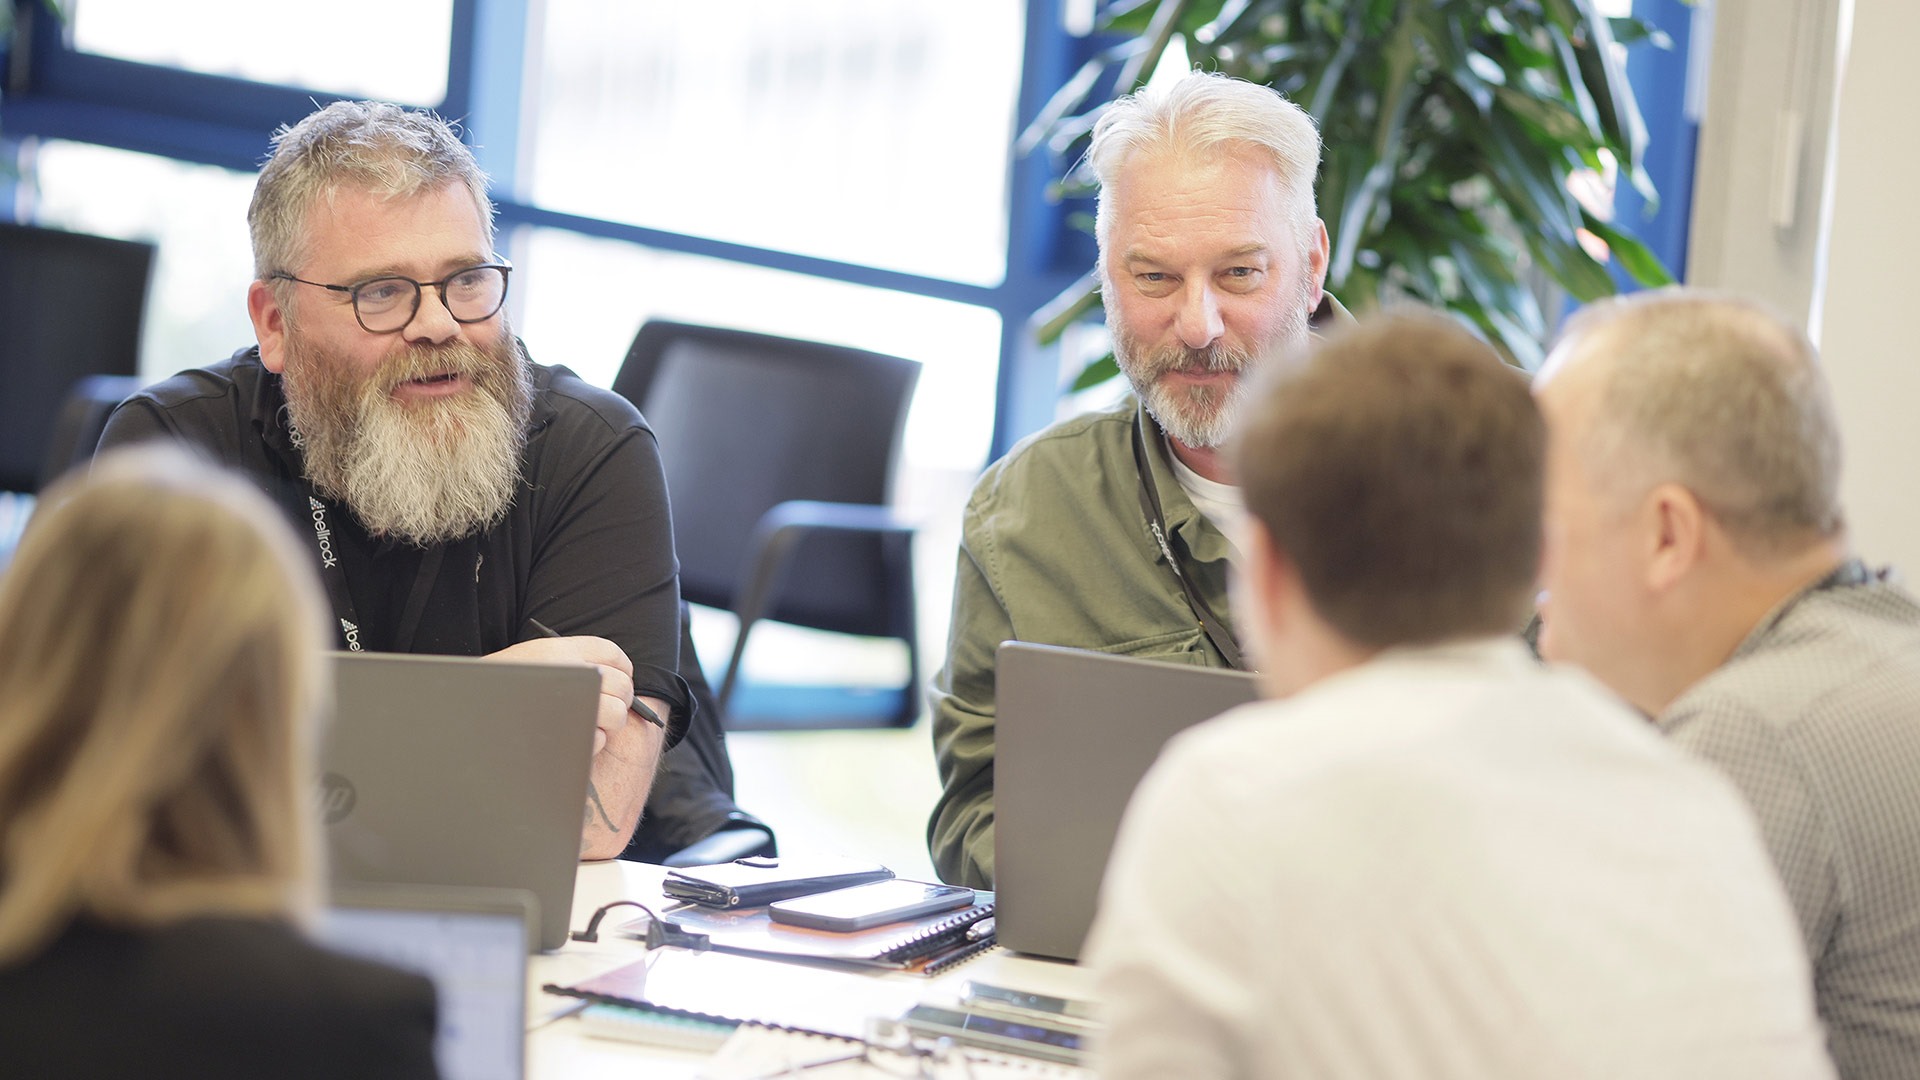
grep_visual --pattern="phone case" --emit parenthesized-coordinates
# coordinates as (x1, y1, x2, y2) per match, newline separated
(661, 855, 894, 908)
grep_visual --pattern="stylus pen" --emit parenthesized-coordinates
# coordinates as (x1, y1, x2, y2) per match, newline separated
(525, 618, 667, 730)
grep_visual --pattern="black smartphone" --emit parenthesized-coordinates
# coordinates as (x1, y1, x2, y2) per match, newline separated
(897, 1004, 1087, 1065)
(768, 879, 975, 932)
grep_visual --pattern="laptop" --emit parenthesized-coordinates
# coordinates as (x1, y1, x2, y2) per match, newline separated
(993, 642, 1261, 961)
(321, 651, 599, 951)
(319, 883, 534, 1080)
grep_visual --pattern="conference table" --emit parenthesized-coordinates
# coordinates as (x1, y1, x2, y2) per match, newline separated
(525, 859, 1099, 1077)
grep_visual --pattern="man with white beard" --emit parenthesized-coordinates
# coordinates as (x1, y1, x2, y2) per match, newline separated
(99, 101, 764, 861)
(928, 72, 1348, 888)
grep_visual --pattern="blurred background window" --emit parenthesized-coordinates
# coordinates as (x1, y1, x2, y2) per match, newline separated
(528, 0, 1024, 286)
(70, 0, 453, 105)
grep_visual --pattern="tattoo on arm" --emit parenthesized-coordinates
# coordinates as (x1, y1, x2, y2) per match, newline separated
(586, 780, 618, 833)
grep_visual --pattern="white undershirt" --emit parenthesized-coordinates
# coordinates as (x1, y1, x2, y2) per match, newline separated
(1165, 436, 1248, 566)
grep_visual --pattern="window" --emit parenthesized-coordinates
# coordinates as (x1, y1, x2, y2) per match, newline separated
(28, 141, 258, 381)
(527, 0, 1025, 285)
(70, 0, 453, 105)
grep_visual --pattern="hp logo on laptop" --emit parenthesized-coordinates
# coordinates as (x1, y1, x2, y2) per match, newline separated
(318, 772, 357, 825)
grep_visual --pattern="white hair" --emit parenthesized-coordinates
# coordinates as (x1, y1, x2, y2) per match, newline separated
(1087, 71, 1323, 259)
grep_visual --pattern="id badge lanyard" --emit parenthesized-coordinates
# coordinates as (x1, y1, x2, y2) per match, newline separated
(293, 488, 443, 653)
(1130, 412, 1250, 672)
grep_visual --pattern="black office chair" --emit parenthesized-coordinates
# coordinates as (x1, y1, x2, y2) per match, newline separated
(0, 222, 155, 494)
(613, 319, 922, 730)
(39, 374, 146, 489)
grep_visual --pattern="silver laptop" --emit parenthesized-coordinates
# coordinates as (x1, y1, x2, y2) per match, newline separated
(320, 883, 534, 1080)
(322, 652, 598, 951)
(994, 642, 1260, 961)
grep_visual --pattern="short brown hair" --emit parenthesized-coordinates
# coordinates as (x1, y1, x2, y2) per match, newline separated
(1234, 312, 1545, 648)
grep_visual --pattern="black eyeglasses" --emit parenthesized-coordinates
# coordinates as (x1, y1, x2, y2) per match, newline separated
(270, 261, 512, 333)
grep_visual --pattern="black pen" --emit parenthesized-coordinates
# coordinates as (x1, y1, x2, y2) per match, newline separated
(525, 618, 667, 730)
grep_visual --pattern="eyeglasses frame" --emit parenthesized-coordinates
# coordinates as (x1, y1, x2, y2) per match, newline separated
(268, 259, 514, 334)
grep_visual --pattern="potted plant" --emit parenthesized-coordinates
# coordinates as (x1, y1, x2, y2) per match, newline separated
(1027, 0, 1675, 377)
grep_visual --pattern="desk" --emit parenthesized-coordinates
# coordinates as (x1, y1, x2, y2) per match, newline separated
(526, 861, 1097, 1077)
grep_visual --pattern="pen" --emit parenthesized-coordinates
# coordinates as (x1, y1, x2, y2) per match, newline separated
(525, 617, 667, 730)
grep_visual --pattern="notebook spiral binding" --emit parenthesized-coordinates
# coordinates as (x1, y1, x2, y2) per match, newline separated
(878, 902, 996, 963)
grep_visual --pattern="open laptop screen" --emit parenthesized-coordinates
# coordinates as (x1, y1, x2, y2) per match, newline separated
(318, 886, 532, 1080)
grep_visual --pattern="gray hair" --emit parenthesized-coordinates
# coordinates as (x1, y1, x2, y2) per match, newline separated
(1087, 71, 1322, 257)
(249, 100, 494, 285)
(1551, 289, 1844, 554)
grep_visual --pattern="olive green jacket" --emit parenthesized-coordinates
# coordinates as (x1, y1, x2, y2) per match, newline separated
(925, 397, 1235, 888)
(927, 299, 1351, 889)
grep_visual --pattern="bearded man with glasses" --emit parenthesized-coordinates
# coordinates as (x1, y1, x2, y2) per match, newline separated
(99, 100, 768, 863)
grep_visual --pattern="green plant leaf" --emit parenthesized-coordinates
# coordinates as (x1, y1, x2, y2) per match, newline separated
(1609, 15, 1672, 49)
(1115, 0, 1198, 94)
(1069, 353, 1122, 392)
(1580, 210, 1676, 286)
(1033, 273, 1106, 346)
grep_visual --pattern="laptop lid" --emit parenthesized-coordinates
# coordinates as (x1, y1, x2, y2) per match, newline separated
(319, 883, 533, 1080)
(321, 652, 597, 951)
(993, 642, 1260, 961)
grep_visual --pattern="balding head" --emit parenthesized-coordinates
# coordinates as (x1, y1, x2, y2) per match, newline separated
(1538, 289, 1843, 557)
(1534, 289, 1852, 715)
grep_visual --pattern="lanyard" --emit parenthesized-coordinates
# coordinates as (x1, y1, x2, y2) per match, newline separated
(292, 488, 443, 653)
(1130, 413, 1250, 671)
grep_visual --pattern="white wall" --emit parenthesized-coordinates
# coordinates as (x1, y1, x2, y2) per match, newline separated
(1688, 0, 1920, 573)
(1687, 0, 1847, 328)
(1817, 1, 1920, 574)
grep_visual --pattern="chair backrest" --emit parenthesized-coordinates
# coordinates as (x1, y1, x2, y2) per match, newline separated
(612, 320, 920, 636)
(0, 222, 155, 493)
(39, 374, 145, 489)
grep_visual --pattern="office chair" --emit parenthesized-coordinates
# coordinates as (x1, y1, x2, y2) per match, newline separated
(0, 222, 155, 494)
(39, 374, 145, 489)
(613, 319, 922, 730)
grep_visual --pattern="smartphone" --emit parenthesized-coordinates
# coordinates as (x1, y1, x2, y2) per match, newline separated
(897, 1004, 1086, 1065)
(768, 879, 975, 932)
(959, 981, 1100, 1026)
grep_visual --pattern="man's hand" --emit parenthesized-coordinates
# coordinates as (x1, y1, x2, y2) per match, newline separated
(488, 634, 635, 755)
(485, 635, 668, 859)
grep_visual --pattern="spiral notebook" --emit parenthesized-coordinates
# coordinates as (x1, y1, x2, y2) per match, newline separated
(615, 899, 999, 974)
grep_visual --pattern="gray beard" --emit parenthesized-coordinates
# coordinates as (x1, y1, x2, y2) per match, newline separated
(281, 333, 533, 546)
(1109, 280, 1314, 450)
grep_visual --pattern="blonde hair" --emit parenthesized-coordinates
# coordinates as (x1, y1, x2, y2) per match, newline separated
(0, 447, 331, 964)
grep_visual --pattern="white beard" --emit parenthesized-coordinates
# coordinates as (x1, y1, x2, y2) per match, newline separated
(281, 333, 532, 546)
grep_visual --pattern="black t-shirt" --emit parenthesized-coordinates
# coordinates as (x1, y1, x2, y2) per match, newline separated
(97, 346, 754, 849)
(102, 346, 680, 686)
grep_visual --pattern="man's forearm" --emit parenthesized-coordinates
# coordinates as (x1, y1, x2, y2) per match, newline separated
(580, 695, 668, 859)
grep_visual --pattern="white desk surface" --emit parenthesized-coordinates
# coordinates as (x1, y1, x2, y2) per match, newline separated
(526, 860, 1097, 1077)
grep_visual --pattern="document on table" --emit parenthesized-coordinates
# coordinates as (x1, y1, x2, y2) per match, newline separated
(548, 948, 924, 1040)
(697, 1023, 1092, 1079)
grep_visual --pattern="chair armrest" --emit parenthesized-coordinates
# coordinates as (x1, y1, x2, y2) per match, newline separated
(731, 500, 917, 631)
(717, 500, 919, 717)
(659, 824, 778, 868)
(754, 499, 917, 537)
